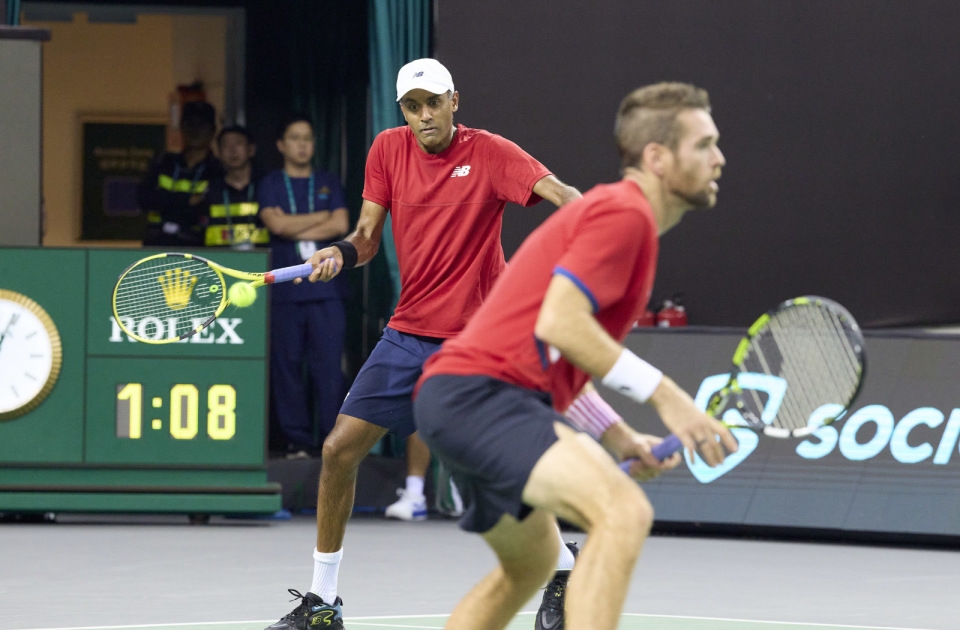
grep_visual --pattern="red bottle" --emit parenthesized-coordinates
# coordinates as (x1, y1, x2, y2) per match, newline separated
(634, 308, 656, 327)
(656, 297, 688, 327)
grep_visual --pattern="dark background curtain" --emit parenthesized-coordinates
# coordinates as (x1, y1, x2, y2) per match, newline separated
(5, 0, 21, 24)
(245, 1, 364, 177)
(244, 0, 378, 375)
(368, 0, 432, 313)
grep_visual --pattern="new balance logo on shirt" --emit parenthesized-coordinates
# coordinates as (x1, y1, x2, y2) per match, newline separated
(451, 165, 472, 178)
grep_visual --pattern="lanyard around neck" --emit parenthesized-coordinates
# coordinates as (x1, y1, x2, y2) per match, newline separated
(282, 171, 315, 215)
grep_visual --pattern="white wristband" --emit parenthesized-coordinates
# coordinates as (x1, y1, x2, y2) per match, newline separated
(601, 349, 663, 404)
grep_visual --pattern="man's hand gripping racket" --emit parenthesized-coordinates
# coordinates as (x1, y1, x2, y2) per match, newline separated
(306, 246, 344, 283)
(622, 296, 866, 471)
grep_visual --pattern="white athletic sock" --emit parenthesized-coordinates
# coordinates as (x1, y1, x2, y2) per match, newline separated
(405, 475, 425, 497)
(555, 526, 576, 571)
(311, 548, 343, 603)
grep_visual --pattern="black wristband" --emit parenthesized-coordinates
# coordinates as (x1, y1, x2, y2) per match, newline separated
(331, 240, 359, 270)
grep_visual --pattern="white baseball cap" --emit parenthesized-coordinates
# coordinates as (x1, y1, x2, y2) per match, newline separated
(396, 58, 455, 102)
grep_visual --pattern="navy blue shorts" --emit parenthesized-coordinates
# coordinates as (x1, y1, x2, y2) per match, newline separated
(339, 327, 443, 438)
(414, 374, 568, 534)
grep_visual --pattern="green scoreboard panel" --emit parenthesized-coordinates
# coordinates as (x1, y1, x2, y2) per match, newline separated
(0, 247, 280, 516)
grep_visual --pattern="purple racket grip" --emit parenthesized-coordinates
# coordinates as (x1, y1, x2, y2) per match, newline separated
(266, 262, 315, 284)
(618, 434, 683, 473)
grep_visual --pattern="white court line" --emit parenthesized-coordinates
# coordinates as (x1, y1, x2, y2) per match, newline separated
(13, 611, 933, 630)
(633, 613, 934, 630)
(346, 624, 443, 629)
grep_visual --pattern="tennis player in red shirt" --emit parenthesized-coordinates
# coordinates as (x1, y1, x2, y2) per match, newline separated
(264, 59, 581, 630)
(413, 82, 738, 630)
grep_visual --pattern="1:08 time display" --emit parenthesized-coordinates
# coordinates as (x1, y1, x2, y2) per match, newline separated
(116, 383, 237, 440)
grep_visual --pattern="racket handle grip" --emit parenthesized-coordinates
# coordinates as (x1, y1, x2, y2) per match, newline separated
(618, 434, 683, 473)
(267, 262, 315, 284)
(652, 434, 683, 460)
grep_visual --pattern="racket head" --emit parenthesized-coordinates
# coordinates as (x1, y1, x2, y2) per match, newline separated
(707, 296, 866, 438)
(112, 252, 228, 344)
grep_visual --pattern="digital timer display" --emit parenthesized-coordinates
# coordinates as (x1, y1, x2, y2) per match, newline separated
(116, 383, 238, 440)
(85, 357, 265, 466)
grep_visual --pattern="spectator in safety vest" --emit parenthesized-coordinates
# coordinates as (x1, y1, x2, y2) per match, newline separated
(205, 125, 269, 249)
(139, 101, 222, 247)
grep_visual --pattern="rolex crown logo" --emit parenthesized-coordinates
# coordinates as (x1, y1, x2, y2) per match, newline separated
(157, 268, 198, 310)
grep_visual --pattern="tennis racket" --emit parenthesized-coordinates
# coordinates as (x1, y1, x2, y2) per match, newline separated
(112, 252, 314, 344)
(622, 296, 866, 468)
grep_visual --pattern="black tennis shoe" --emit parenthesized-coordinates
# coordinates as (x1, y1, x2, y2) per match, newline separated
(264, 589, 344, 630)
(535, 541, 579, 630)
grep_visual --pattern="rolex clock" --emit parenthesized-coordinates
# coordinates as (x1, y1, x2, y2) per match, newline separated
(0, 289, 63, 420)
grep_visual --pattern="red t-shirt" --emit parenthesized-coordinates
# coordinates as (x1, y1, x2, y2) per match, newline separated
(419, 179, 659, 412)
(363, 124, 551, 337)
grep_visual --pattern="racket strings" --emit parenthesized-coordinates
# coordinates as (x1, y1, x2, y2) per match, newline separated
(769, 310, 837, 430)
(802, 307, 861, 402)
(793, 305, 862, 406)
(114, 258, 223, 339)
(740, 337, 776, 422)
(740, 332, 813, 430)
(757, 305, 862, 432)
(769, 313, 841, 431)
(821, 306, 864, 377)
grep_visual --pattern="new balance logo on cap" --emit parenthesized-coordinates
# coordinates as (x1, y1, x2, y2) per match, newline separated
(396, 58, 455, 102)
(451, 165, 471, 178)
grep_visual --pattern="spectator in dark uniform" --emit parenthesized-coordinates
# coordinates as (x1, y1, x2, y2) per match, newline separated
(258, 113, 350, 457)
(205, 125, 269, 249)
(139, 101, 222, 247)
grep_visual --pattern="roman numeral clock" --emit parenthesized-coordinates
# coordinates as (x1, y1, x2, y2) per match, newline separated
(0, 248, 280, 520)
(0, 290, 62, 421)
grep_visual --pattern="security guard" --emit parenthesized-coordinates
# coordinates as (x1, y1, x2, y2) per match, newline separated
(205, 125, 269, 249)
(139, 101, 222, 247)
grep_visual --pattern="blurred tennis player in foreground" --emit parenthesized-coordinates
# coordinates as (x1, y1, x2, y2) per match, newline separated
(413, 82, 737, 630)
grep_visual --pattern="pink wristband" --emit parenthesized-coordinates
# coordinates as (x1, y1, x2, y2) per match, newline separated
(565, 390, 622, 440)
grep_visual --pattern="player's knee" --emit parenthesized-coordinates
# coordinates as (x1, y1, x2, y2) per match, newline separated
(624, 485, 654, 536)
(601, 480, 653, 547)
(320, 417, 368, 472)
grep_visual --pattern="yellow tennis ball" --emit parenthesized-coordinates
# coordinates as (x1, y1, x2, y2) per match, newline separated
(228, 282, 257, 308)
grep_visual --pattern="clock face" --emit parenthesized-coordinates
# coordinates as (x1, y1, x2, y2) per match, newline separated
(0, 290, 63, 420)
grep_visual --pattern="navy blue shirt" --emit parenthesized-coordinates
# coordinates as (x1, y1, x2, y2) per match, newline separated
(258, 169, 348, 302)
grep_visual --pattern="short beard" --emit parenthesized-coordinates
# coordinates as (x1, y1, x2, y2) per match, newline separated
(674, 188, 716, 209)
